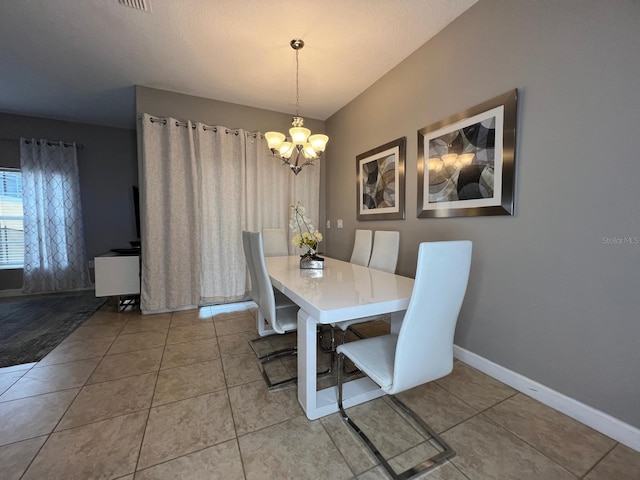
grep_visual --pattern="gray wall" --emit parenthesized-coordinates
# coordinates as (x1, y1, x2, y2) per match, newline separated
(0, 112, 138, 290)
(323, 0, 640, 428)
(136, 86, 326, 136)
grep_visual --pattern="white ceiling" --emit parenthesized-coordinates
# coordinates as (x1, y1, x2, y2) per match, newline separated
(0, 0, 477, 129)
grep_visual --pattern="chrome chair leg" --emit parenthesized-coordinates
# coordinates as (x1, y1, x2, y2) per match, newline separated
(337, 353, 455, 480)
(318, 325, 334, 353)
(259, 348, 298, 389)
(249, 335, 295, 360)
(258, 328, 335, 389)
(317, 326, 335, 375)
(341, 329, 361, 376)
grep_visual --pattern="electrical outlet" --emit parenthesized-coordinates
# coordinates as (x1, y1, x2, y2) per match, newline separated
(337, 219, 343, 228)
(326, 220, 331, 228)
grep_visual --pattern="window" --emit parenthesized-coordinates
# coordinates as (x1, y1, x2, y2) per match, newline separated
(0, 169, 24, 268)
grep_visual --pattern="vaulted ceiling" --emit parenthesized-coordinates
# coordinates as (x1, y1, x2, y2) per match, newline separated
(0, 0, 477, 129)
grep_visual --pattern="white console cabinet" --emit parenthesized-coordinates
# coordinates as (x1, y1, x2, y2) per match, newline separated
(94, 253, 140, 297)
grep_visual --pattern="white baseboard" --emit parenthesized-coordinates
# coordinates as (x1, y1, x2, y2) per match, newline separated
(454, 345, 640, 453)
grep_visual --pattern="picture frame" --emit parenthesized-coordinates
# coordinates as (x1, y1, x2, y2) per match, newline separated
(356, 137, 406, 220)
(417, 89, 517, 218)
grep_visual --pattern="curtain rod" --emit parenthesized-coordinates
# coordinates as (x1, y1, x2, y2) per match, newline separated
(0, 137, 85, 150)
(137, 114, 263, 139)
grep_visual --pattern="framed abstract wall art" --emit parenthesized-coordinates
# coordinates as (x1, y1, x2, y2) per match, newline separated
(356, 137, 406, 220)
(417, 89, 517, 218)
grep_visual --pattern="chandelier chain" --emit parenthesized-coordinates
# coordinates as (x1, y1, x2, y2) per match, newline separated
(295, 48, 300, 117)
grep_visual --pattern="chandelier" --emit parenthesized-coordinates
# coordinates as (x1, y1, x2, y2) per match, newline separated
(265, 39, 329, 175)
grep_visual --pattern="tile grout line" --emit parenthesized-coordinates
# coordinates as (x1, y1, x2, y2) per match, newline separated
(0, 370, 31, 400)
(318, 414, 360, 478)
(17, 308, 121, 478)
(478, 393, 618, 478)
(578, 442, 619, 479)
(477, 411, 578, 478)
(214, 319, 250, 480)
(6, 305, 198, 476)
(131, 319, 169, 475)
(6, 301, 633, 479)
(134, 307, 252, 476)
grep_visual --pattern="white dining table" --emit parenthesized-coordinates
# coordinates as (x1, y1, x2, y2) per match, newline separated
(264, 255, 415, 420)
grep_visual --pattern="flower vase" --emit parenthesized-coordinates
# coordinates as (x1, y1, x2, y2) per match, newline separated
(300, 255, 324, 270)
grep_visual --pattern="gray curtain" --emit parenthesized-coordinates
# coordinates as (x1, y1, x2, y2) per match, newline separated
(138, 114, 320, 313)
(20, 138, 91, 294)
(139, 117, 202, 312)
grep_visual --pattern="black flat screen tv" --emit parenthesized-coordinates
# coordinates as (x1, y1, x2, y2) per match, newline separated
(132, 185, 141, 243)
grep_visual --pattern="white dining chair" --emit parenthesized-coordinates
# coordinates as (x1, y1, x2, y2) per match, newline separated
(349, 229, 373, 267)
(242, 231, 296, 356)
(242, 231, 260, 306)
(319, 229, 374, 358)
(262, 228, 289, 256)
(336, 240, 472, 479)
(329, 231, 401, 373)
(248, 231, 300, 389)
(368, 230, 400, 273)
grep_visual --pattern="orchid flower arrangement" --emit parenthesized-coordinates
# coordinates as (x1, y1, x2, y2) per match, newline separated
(290, 202, 323, 259)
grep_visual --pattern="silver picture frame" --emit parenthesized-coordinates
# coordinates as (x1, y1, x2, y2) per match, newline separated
(417, 89, 517, 218)
(356, 137, 406, 221)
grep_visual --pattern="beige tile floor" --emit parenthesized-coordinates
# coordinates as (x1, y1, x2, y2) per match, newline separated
(1, 301, 639, 479)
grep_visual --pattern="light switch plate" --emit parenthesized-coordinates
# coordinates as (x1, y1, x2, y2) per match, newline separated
(337, 219, 343, 228)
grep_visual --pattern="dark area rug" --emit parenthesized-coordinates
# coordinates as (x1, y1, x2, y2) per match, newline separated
(0, 290, 107, 368)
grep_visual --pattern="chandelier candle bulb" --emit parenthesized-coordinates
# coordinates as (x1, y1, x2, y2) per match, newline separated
(290, 127, 310, 145)
(308, 134, 328, 153)
(279, 142, 294, 159)
(265, 132, 285, 151)
(303, 143, 318, 159)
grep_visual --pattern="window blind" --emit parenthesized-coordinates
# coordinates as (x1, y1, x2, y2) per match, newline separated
(0, 169, 24, 268)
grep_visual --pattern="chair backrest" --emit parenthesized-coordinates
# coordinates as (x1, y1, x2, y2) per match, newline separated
(368, 231, 400, 273)
(248, 231, 287, 333)
(349, 229, 373, 267)
(242, 231, 259, 303)
(388, 240, 472, 395)
(262, 228, 289, 256)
